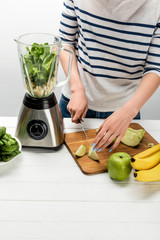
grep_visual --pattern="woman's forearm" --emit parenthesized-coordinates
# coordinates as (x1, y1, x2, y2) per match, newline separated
(60, 45, 85, 93)
(60, 45, 88, 122)
(93, 72, 160, 151)
(121, 72, 160, 118)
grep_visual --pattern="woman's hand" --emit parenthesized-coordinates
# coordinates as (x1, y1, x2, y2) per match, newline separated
(67, 88, 88, 123)
(92, 72, 160, 152)
(92, 108, 137, 152)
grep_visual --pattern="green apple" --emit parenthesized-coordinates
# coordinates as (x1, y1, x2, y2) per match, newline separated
(121, 128, 145, 147)
(107, 152, 132, 181)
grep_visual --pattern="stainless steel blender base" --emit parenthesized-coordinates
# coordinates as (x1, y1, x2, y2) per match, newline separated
(15, 94, 64, 149)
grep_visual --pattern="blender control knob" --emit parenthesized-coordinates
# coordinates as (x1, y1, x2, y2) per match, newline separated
(27, 120, 48, 140)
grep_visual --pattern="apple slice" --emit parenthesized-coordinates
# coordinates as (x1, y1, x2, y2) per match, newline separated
(88, 146, 99, 162)
(121, 128, 145, 147)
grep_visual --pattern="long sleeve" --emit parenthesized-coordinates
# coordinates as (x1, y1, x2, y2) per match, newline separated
(58, 0, 160, 112)
(144, 21, 160, 77)
(59, 0, 78, 48)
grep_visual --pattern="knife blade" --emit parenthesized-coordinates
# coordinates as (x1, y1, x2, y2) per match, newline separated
(79, 119, 88, 140)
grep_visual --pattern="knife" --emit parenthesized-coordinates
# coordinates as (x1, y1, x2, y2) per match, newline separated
(79, 119, 88, 140)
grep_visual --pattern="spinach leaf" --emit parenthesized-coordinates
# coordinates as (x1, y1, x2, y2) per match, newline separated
(42, 52, 56, 73)
(22, 42, 56, 87)
(40, 43, 50, 61)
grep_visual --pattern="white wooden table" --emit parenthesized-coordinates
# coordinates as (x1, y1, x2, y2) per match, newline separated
(0, 117, 160, 240)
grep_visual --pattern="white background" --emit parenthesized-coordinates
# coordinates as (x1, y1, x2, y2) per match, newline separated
(0, 0, 159, 119)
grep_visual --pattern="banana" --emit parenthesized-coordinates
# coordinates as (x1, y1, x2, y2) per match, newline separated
(131, 144, 160, 170)
(134, 162, 160, 182)
(131, 150, 160, 170)
(133, 143, 160, 159)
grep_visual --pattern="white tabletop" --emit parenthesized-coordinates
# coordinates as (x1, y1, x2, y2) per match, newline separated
(0, 117, 160, 240)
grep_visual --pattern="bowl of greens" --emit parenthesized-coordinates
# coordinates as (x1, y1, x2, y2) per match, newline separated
(0, 127, 21, 166)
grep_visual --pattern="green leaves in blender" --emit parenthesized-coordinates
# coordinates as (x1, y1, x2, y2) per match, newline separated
(22, 43, 57, 96)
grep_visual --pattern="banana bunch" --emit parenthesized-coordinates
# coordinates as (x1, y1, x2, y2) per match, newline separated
(131, 144, 160, 182)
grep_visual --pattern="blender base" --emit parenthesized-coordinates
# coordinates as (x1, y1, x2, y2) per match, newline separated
(15, 93, 64, 149)
(21, 143, 63, 150)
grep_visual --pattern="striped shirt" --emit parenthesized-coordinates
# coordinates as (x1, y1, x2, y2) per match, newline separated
(59, 0, 160, 112)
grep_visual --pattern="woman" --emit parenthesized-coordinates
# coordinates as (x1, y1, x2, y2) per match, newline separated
(59, 0, 160, 152)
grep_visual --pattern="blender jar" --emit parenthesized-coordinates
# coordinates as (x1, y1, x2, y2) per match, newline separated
(15, 33, 73, 98)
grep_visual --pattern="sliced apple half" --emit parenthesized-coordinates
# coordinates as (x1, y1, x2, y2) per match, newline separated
(121, 128, 145, 147)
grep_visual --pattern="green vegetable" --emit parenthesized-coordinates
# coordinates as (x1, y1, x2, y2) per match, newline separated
(1, 142, 19, 152)
(1, 139, 12, 146)
(1, 153, 20, 162)
(22, 42, 57, 88)
(0, 127, 21, 162)
(2, 134, 9, 140)
(0, 127, 6, 138)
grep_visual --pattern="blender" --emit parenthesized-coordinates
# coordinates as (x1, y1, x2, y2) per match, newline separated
(14, 33, 73, 149)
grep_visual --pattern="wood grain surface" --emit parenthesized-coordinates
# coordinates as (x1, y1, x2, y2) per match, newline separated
(64, 123, 159, 175)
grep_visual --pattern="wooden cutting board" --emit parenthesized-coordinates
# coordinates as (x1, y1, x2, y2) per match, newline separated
(64, 123, 159, 175)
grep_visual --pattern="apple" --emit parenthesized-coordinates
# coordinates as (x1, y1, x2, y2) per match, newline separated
(120, 128, 145, 147)
(107, 152, 132, 181)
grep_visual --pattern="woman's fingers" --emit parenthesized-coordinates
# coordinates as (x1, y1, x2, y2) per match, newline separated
(92, 123, 128, 152)
(96, 123, 103, 135)
(110, 131, 126, 151)
(108, 136, 121, 152)
(67, 103, 79, 122)
(68, 104, 88, 123)
(99, 134, 118, 151)
(92, 127, 107, 148)
(72, 109, 84, 123)
(91, 109, 134, 152)
(92, 131, 121, 152)
(66, 90, 88, 123)
(93, 130, 115, 151)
